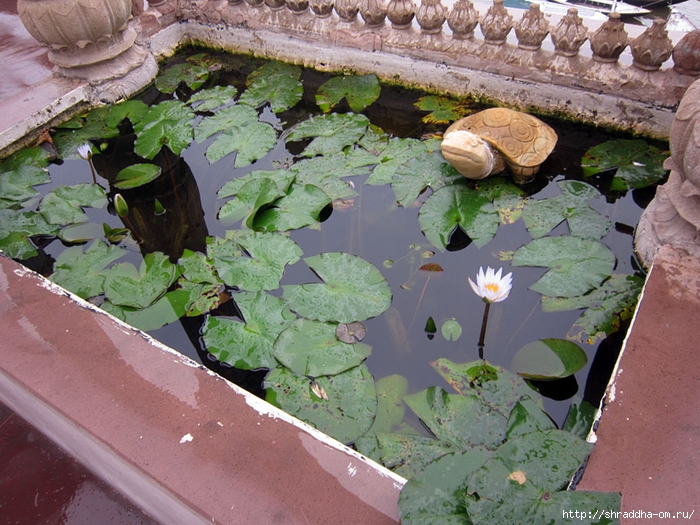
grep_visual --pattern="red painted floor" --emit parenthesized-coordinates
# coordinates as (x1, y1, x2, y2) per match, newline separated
(0, 401, 157, 525)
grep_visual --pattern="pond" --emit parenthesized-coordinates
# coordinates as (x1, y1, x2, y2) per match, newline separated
(0, 47, 666, 520)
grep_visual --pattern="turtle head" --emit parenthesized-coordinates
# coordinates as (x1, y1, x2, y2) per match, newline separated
(440, 130, 495, 180)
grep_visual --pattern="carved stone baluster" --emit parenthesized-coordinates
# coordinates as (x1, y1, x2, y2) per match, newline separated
(480, 0, 513, 45)
(245, 0, 264, 7)
(515, 3, 549, 51)
(387, 0, 415, 29)
(447, 0, 478, 40)
(336, 0, 360, 21)
(265, 0, 287, 10)
(416, 0, 445, 34)
(287, 0, 310, 13)
(590, 12, 628, 63)
(672, 29, 700, 76)
(550, 7, 587, 57)
(360, 0, 386, 27)
(310, 0, 334, 17)
(631, 18, 672, 71)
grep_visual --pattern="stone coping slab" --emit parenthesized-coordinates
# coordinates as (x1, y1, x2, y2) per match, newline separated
(0, 254, 404, 524)
(578, 244, 700, 520)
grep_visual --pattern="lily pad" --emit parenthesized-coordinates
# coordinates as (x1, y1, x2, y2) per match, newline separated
(367, 374, 409, 434)
(113, 164, 162, 189)
(101, 290, 190, 332)
(218, 176, 290, 227)
(370, 433, 459, 479)
(133, 100, 195, 159)
(217, 169, 296, 200)
(155, 61, 209, 94)
(562, 395, 597, 440)
(440, 318, 462, 341)
(512, 236, 616, 298)
(252, 183, 332, 232)
(542, 274, 643, 344)
(195, 104, 277, 165)
(106, 100, 149, 128)
(0, 147, 51, 208)
(39, 184, 107, 225)
(511, 338, 588, 380)
(53, 106, 122, 156)
(188, 85, 239, 111)
(273, 318, 372, 376)
(404, 386, 509, 450)
(286, 113, 370, 158)
(315, 74, 381, 113)
(398, 449, 493, 525)
(57, 222, 104, 244)
(419, 184, 498, 250)
(505, 397, 557, 439)
(522, 180, 612, 240)
(582, 139, 667, 190)
(283, 252, 392, 323)
(103, 251, 180, 309)
(336, 321, 366, 343)
(264, 363, 378, 444)
(414, 95, 471, 124)
(364, 138, 428, 186)
(178, 249, 222, 285)
(390, 149, 462, 207)
(202, 291, 296, 370)
(290, 155, 367, 200)
(212, 231, 302, 291)
(238, 61, 303, 113)
(50, 240, 128, 299)
(0, 209, 59, 259)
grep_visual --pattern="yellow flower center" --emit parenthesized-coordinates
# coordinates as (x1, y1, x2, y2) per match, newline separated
(485, 283, 500, 294)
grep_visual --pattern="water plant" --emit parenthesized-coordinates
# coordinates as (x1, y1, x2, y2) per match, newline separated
(0, 50, 664, 524)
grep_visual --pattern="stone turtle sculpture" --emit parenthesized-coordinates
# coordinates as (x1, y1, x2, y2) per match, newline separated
(440, 107, 558, 183)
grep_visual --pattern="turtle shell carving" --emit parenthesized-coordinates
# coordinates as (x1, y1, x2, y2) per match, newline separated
(442, 108, 558, 181)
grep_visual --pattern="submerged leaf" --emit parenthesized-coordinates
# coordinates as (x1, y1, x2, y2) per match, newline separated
(511, 338, 588, 380)
(283, 252, 392, 323)
(440, 318, 462, 341)
(102, 290, 190, 331)
(155, 61, 209, 93)
(264, 364, 378, 444)
(315, 74, 381, 113)
(582, 139, 667, 190)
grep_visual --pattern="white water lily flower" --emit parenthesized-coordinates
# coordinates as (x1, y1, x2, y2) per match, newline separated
(77, 143, 92, 160)
(468, 266, 513, 303)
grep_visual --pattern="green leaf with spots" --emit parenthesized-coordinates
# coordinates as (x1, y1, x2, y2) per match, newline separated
(390, 149, 462, 207)
(582, 139, 667, 190)
(50, 240, 128, 299)
(39, 184, 107, 226)
(463, 430, 618, 525)
(419, 183, 498, 250)
(372, 433, 460, 479)
(398, 449, 493, 525)
(473, 177, 526, 225)
(286, 113, 370, 158)
(0, 209, 59, 259)
(0, 147, 51, 208)
(430, 358, 543, 417)
(315, 74, 381, 113)
(273, 318, 372, 377)
(202, 291, 296, 370)
(253, 183, 332, 232)
(113, 164, 162, 190)
(212, 231, 302, 291)
(512, 236, 616, 298)
(523, 180, 612, 240)
(218, 169, 296, 200)
(219, 177, 288, 227)
(188, 85, 239, 111)
(195, 104, 277, 166)
(238, 61, 303, 113)
(562, 396, 597, 440)
(290, 155, 367, 200)
(177, 249, 222, 285)
(106, 100, 149, 128)
(101, 290, 191, 331)
(103, 251, 180, 309)
(505, 397, 557, 439)
(133, 100, 195, 159)
(155, 61, 209, 93)
(283, 252, 392, 323)
(404, 386, 509, 451)
(511, 338, 588, 380)
(264, 363, 378, 444)
(542, 274, 643, 344)
(178, 281, 226, 317)
(364, 138, 428, 186)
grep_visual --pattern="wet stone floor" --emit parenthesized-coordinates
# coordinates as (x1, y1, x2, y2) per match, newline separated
(0, 401, 157, 525)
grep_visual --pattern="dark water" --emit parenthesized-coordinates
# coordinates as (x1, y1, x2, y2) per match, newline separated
(30, 51, 663, 431)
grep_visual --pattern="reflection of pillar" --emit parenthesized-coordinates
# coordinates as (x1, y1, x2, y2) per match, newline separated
(17, 0, 157, 101)
(92, 136, 209, 260)
(635, 78, 700, 267)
